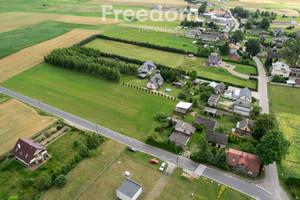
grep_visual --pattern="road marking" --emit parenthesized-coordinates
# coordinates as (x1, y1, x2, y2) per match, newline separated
(253, 184, 273, 196)
(194, 164, 206, 176)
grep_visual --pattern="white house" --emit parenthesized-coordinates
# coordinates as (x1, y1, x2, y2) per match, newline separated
(12, 138, 48, 166)
(116, 179, 142, 200)
(271, 61, 291, 78)
(138, 60, 157, 75)
(146, 73, 164, 90)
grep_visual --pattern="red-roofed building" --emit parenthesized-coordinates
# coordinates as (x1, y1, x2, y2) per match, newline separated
(227, 148, 261, 177)
(12, 138, 48, 166)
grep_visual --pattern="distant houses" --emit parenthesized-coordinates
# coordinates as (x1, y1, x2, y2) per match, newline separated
(206, 53, 222, 67)
(273, 36, 288, 46)
(227, 148, 261, 177)
(169, 120, 196, 148)
(194, 115, 217, 131)
(174, 102, 193, 115)
(267, 48, 281, 59)
(271, 61, 290, 78)
(146, 73, 164, 90)
(12, 138, 48, 166)
(199, 33, 219, 42)
(273, 28, 284, 36)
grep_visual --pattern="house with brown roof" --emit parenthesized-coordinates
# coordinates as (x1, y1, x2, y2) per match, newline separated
(232, 118, 253, 138)
(206, 131, 229, 149)
(194, 115, 217, 131)
(227, 148, 261, 177)
(12, 138, 48, 166)
(229, 52, 240, 61)
(169, 121, 196, 148)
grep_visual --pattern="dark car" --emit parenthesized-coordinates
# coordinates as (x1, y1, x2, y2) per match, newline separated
(127, 146, 137, 152)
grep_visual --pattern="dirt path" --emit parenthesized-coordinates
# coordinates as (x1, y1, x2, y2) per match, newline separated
(0, 29, 101, 83)
(146, 174, 170, 200)
(219, 61, 250, 79)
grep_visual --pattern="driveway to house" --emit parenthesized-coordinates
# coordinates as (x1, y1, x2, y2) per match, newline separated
(219, 61, 249, 79)
(253, 57, 289, 200)
(0, 86, 275, 200)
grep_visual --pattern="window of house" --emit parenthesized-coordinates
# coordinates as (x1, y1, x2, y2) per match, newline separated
(232, 158, 235, 162)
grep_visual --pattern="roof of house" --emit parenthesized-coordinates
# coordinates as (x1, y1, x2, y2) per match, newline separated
(239, 87, 252, 99)
(208, 81, 218, 88)
(12, 138, 47, 164)
(249, 29, 260, 35)
(234, 99, 252, 109)
(296, 30, 300, 36)
(272, 61, 290, 72)
(230, 52, 240, 59)
(140, 60, 156, 72)
(273, 36, 288, 43)
(223, 26, 230, 33)
(229, 43, 239, 50)
(238, 119, 253, 130)
(199, 33, 219, 41)
(207, 94, 220, 106)
(215, 82, 226, 93)
(148, 73, 164, 88)
(206, 131, 229, 145)
(176, 102, 193, 110)
(117, 179, 142, 198)
(227, 148, 261, 173)
(194, 115, 217, 131)
(203, 107, 217, 114)
(274, 28, 283, 33)
(169, 131, 190, 146)
(206, 53, 222, 65)
(175, 121, 196, 136)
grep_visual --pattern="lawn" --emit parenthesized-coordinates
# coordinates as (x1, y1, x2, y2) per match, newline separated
(2, 63, 176, 142)
(229, 62, 258, 76)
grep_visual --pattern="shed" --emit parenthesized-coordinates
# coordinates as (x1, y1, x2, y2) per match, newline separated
(206, 131, 229, 149)
(194, 115, 217, 131)
(116, 179, 142, 200)
(174, 102, 193, 115)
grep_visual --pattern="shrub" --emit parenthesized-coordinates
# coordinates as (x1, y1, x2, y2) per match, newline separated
(155, 113, 168, 122)
(78, 141, 88, 158)
(36, 172, 52, 191)
(8, 196, 18, 200)
(54, 174, 67, 188)
(73, 139, 79, 147)
(217, 185, 227, 199)
(86, 133, 100, 150)
(44, 132, 50, 138)
(21, 178, 34, 188)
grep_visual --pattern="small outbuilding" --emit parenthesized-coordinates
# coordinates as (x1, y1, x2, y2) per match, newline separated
(194, 115, 217, 131)
(174, 102, 193, 115)
(207, 94, 220, 107)
(203, 107, 223, 118)
(116, 179, 142, 200)
(206, 131, 229, 149)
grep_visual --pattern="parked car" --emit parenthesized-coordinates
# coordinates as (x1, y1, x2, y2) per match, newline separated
(150, 158, 159, 164)
(159, 162, 166, 172)
(127, 146, 137, 152)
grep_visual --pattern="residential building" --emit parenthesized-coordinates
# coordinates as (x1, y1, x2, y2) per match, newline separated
(260, 35, 266, 42)
(206, 53, 222, 67)
(229, 43, 239, 54)
(116, 179, 142, 200)
(227, 148, 261, 177)
(215, 82, 226, 94)
(174, 102, 193, 115)
(232, 118, 253, 137)
(267, 48, 281, 59)
(219, 32, 229, 41)
(12, 138, 48, 166)
(273, 36, 288, 46)
(146, 73, 164, 90)
(222, 26, 230, 33)
(138, 60, 157, 74)
(169, 121, 196, 148)
(290, 68, 300, 77)
(199, 33, 219, 41)
(185, 29, 201, 38)
(207, 94, 220, 106)
(274, 28, 284, 36)
(296, 30, 300, 37)
(208, 81, 218, 88)
(249, 29, 260, 35)
(206, 131, 229, 149)
(290, 20, 297, 25)
(233, 99, 252, 116)
(194, 115, 217, 131)
(271, 61, 290, 78)
(239, 87, 252, 102)
(230, 52, 240, 61)
(203, 107, 223, 118)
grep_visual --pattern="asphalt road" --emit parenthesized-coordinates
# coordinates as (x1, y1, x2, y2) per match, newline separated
(0, 86, 275, 200)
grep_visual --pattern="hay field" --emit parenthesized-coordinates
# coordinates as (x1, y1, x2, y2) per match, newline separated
(86, 0, 187, 7)
(0, 99, 56, 155)
(0, 12, 59, 33)
(0, 29, 101, 83)
(53, 15, 123, 25)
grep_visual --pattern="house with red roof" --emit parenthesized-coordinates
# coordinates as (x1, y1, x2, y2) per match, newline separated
(227, 148, 261, 177)
(12, 138, 48, 166)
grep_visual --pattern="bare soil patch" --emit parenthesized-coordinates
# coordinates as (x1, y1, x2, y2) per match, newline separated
(0, 29, 101, 83)
(53, 15, 123, 25)
(0, 99, 56, 155)
(0, 12, 59, 33)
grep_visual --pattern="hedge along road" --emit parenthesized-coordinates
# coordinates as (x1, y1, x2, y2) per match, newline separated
(0, 86, 274, 200)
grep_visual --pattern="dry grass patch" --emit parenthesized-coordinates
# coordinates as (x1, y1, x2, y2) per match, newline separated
(0, 29, 101, 83)
(0, 99, 56, 155)
(0, 12, 59, 33)
(53, 15, 123, 25)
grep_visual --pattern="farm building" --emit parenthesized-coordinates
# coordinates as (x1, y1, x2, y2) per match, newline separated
(12, 138, 48, 166)
(239, 87, 252, 102)
(227, 148, 261, 178)
(199, 33, 219, 41)
(169, 121, 196, 148)
(146, 73, 164, 90)
(207, 94, 220, 106)
(215, 82, 226, 94)
(194, 115, 217, 131)
(174, 102, 193, 115)
(203, 107, 223, 118)
(116, 179, 142, 200)
(206, 131, 228, 149)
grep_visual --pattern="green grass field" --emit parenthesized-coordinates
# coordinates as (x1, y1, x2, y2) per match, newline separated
(2, 63, 176, 142)
(229, 62, 258, 75)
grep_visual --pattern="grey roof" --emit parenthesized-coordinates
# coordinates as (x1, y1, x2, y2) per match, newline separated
(174, 121, 196, 136)
(234, 99, 252, 109)
(139, 60, 156, 72)
(207, 94, 220, 106)
(267, 48, 281, 59)
(206, 131, 229, 145)
(203, 107, 218, 114)
(239, 87, 252, 100)
(274, 28, 283, 34)
(137, 73, 147, 79)
(149, 73, 164, 88)
(215, 82, 226, 93)
(194, 115, 217, 131)
(206, 53, 222, 65)
(169, 131, 190, 147)
(117, 179, 142, 198)
(238, 119, 253, 130)
(249, 29, 260, 35)
(199, 33, 219, 41)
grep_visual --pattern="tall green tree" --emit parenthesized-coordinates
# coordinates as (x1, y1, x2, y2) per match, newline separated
(86, 133, 100, 150)
(189, 70, 198, 81)
(245, 39, 261, 56)
(231, 30, 244, 43)
(198, 2, 207, 14)
(219, 42, 230, 56)
(256, 130, 290, 165)
(281, 37, 300, 68)
(260, 18, 270, 30)
(191, 135, 211, 162)
(253, 114, 275, 140)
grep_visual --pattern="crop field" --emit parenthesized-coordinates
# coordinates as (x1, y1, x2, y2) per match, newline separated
(0, 99, 56, 155)
(0, 12, 59, 33)
(0, 29, 101, 83)
(53, 15, 123, 25)
(2, 63, 176, 142)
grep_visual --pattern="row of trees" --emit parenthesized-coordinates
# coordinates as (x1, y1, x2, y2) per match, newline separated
(180, 18, 203, 28)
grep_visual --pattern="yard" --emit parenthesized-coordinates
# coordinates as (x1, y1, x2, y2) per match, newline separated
(0, 99, 56, 155)
(2, 63, 176, 142)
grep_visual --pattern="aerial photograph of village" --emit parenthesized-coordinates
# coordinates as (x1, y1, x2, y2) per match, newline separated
(0, 0, 299, 199)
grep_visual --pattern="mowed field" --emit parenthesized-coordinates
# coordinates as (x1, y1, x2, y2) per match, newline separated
(0, 12, 58, 33)
(53, 15, 123, 25)
(0, 29, 101, 83)
(2, 63, 176, 142)
(86, 0, 187, 7)
(270, 85, 300, 178)
(0, 99, 56, 155)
